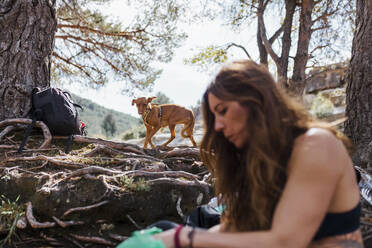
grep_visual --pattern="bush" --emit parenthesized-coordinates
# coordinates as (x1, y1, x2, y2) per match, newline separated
(123, 132, 135, 141)
(309, 93, 334, 119)
(138, 130, 146, 138)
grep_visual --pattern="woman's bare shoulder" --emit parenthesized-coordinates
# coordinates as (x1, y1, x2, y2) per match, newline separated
(295, 127, 346, 153)
(289, 127, 350, 173)
(297, 127, 338, 143)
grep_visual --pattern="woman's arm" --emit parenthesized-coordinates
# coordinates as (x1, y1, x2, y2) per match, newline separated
(155, 128, 354, 248)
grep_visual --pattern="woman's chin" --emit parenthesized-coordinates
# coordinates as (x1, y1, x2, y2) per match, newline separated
(233, 140, 243, 149)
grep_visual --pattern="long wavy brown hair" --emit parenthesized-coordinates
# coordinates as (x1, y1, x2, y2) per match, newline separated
(200, 60, 352, 232)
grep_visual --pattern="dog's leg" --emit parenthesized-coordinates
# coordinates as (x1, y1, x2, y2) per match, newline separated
(161, 124, 176, 147)
(189, 135, 197, 147)
(185, 126, 197, 147)
(143, 126, 152, 149)
(147, 125, 161, 148)
(181, 119, 197, 147)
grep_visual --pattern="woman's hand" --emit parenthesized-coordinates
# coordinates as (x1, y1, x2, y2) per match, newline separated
(153, 228, 176, 248)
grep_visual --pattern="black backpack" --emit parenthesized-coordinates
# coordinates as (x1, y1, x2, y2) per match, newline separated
(184, 205, 221, 228)
(18, 87, 85, 153)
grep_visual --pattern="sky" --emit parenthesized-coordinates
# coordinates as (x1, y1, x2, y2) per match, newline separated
(61, 0, 256, 117)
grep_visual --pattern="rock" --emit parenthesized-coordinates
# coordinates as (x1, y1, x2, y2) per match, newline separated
(304, 62, 347, 94)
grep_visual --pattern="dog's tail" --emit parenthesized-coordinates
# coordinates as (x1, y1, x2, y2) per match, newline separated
(180, 113, 195, 138)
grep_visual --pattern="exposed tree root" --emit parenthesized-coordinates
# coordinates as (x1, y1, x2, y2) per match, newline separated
(69, 234, 116, 246)
(0, 144, 18, 149)
(63, 235, 84, 248)
(40, 232, 60, 245)
(176, 195, 184, 219)
(65, 166, 123, 179)
(4, 155, 86, 169)
(83, 144, 160, 161)
(148, 177, 210, 189)
(54, 135, 147, 155)
(122, 170, 200, 180)
(0, 125, 15, 140)
(160, 147, 200, 159)
(26, 201, 56, 228)
(126, 214, 142, 229)
(16, 216, 27, 229)
(61, 200, 109, 219)
(0, 122, 217, 247)
(52, 216, 85, 228)
(108, 233, 128, 242)
(0, 118, 52, 149)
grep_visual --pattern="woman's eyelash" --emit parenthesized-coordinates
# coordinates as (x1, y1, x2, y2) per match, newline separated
(218, 108, 227, 115)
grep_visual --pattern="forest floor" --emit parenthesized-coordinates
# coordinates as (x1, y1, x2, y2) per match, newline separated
(0, 118, 371, 247)
(0, 120, 211, 247)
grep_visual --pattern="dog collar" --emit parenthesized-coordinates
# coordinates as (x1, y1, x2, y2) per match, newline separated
(142, 105, 162, 126)
(143, 107, 152, 126)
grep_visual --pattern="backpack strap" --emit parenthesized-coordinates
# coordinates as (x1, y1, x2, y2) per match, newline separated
(62, 91, 83, 110)
(18, 117, 36, 153)
(73, 103, 83, 110)
(65, 134, 74, 154)
(17, 108, 43, 153)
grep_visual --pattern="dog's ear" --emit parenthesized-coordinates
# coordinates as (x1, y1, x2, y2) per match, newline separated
(147, 97, 156, 103)
(131, 99, 136, 106)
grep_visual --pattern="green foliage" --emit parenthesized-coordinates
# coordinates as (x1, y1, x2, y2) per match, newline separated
(0, 195, 24, 231)
(53, 0, 187, 91)
(186, 0, 354, 76)
(117, 176, 150, 192)
(309, 93, 334, 119)
(121, 124, 146, 141)
(101, 113, 117, 137)
(152, 92, 174, 105)
(184, 45, 229, 70)
(70, 93, 140, 137)
(138, 130, 146, 138)
(123, 132, 135, 141)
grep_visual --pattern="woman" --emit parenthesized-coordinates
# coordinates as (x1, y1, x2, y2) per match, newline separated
(154, 60, 363, 248)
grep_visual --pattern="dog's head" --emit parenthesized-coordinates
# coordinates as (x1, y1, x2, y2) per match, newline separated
(132, 97, 156, 115)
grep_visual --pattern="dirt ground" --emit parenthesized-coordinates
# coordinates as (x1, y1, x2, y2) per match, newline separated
(0, 120, 371, 247)
(0, 124, 212, 247)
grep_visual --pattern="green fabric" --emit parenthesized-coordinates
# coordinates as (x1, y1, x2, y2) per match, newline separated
(116, 227, 165, 248)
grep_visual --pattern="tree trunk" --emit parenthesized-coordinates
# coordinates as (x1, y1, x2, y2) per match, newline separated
(345, 0, 372, 169)
(257, 0, 296, 89)
(0, 0, 57, 120)
(257, 20, 268, 66)
(279, 0, 296, 87)
(291, 0, 315, 96)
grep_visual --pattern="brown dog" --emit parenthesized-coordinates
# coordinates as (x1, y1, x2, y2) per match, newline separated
(132, 97, 197, 149)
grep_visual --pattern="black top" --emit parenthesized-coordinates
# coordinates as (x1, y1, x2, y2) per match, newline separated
(313, 202, 361, 240)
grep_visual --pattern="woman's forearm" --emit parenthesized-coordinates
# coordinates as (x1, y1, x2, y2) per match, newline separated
(179, 226, 290, 248)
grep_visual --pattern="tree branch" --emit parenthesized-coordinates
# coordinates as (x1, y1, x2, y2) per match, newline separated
(225, 43, 252, 59)
(257, 0, 280, 65)
(57, 24, 141, 38)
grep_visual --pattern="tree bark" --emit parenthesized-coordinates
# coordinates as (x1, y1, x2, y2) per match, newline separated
(279, 0, 296, 87)
(291, 0, 315, 96)
(345, 0, 372, 169)
(257, 20, 268, 66)
(0, 0, 57, 120)
(257, 0, 296, 88)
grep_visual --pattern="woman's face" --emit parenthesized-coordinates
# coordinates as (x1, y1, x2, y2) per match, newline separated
(208, 93, 250, 149)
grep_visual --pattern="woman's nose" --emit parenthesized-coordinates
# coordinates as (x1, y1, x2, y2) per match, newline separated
(214, 118, 224, 132)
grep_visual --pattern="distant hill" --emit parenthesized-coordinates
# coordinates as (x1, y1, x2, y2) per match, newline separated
(70, 93, 140, 137)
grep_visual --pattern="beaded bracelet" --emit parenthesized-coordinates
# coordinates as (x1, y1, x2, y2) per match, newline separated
(188, 227, 196, 248)
(174, 224, 184, 248)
